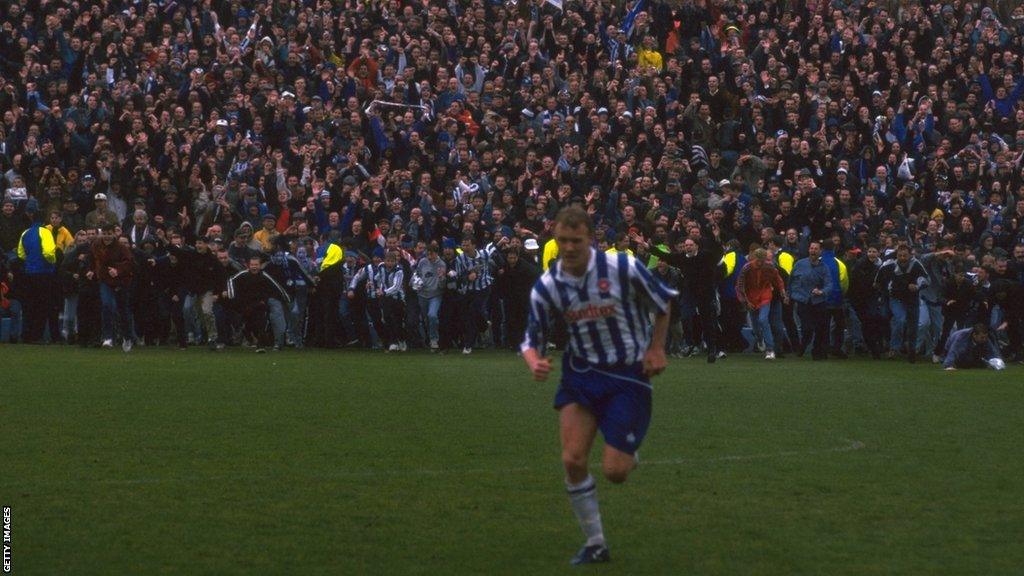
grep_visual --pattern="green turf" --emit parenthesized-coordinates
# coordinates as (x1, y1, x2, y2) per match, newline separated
(1, 346, 1023, 575)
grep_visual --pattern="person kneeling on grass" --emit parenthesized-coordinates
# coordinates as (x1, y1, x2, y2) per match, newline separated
(943, 324, 1005, 371)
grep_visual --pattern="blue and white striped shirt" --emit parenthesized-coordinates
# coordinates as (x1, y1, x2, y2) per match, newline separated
(350, 263, 381, 299)
(375, 264, 405, 301)
(521, 249, 678, 367)
(455, 243, 498, 292)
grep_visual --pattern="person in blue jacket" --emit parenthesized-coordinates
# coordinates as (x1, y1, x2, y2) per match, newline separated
(820, 239, 848, 359)
(17, 199, 60, 343)
(790, 240, 835, 360)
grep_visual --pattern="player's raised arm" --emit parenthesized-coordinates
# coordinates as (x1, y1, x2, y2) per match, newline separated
(521, 280, 555, 381)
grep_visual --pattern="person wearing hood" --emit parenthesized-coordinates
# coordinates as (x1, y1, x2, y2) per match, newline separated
(311, 241, 344, 348)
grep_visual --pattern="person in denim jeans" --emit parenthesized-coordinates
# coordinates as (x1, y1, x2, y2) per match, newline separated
(875, 245, 929, 363)
(90, 225, 135, 351)
(918, 246, 956, 361)
(736, 248, 788, 360)
(415, 244, 446, 350)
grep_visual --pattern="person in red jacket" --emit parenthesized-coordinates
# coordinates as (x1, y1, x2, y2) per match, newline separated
(736, 248, 788, 360)
(91, 224, 135, 351)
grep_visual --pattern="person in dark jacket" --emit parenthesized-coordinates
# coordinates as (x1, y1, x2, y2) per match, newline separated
(504, 248, 541, 351)
(91, 224, 135, 350)
(311, 242, 345, 348)
(188, 237, 227, 348)
(59, 230, 91, 342)
(848, 245, 886, 359)
(131, 237, 165, 345)
(989, 277, 1024, 361)
(264, 236, 317, 348)
(227, 255, 291, 352)
(643, 225, 725, 363)
(155, 245, 191, 349)
(0, 198, 30, 255)
(935, 268, 975, 359)
(874, 244, 929, 363)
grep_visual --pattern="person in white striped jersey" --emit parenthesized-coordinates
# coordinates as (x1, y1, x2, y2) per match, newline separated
(376, 249, 407, 351)
(455, 233, 508, 354)
(520, 206, 677, 565)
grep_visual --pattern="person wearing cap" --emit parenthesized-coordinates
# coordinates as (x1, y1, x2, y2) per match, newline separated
(229, 226, 263, 268)
(60, 196, 85, 235)
(254, 213, 279, 252)
(17, 198, 60, 343)
(85, 193, 119, 229)
(90, 224, 135, 351)
(519, 236, 540, 265)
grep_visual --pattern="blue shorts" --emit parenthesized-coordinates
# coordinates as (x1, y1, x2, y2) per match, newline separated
(554, 355, 653, 455)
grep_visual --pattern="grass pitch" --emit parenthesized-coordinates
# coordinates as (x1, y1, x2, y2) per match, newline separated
(1, 346, 1023, 575)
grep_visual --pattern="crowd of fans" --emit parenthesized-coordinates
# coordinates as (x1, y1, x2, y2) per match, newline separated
(1, 0, 1024, 368)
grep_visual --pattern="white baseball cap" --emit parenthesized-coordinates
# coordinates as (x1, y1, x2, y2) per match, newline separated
(524, 238, 539, 250)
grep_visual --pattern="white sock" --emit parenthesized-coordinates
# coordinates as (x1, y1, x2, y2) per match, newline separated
(566, 474, 605, 546)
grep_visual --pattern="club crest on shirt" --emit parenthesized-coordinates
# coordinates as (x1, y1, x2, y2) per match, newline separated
(564, 303, 616, 323)
(597, 278, 611, 293)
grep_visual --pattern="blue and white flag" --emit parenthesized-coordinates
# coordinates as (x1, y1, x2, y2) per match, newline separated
(545, 0, 563, 10)
(620, 0, 647, 38)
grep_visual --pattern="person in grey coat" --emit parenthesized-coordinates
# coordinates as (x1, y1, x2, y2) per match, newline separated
(415, 244, 447, 350)
(918, 245, 955, 361)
